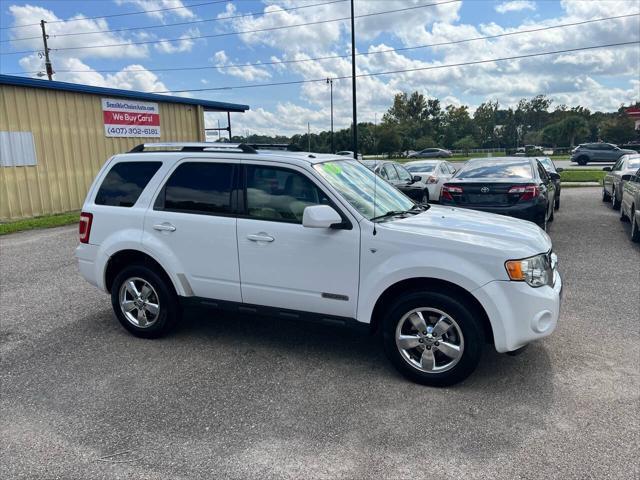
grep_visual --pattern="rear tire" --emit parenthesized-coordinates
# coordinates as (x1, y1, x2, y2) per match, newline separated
(548, 208, 554, 223)
(382, 290, 484, 387)
(611, 187, 621, 210)
(620, 205, 629, 222)
(111, 264, 180, 338)
(631, 209, 640, 243)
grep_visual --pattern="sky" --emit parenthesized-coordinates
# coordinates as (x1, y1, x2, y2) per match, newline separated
(0, 0, 639, 137)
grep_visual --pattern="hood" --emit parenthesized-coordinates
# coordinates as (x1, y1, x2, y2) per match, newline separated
(381, 205, 551, 258)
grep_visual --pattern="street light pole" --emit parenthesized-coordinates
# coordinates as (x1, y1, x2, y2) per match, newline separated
(350, 0, 358, 159)
(327, 78, 334, 153)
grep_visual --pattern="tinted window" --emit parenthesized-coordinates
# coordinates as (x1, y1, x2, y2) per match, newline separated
(456, 160, 533, 179)
(161, 162, 234, 215)
(95, 161, 161, 207)
(536, 162, 549, 181)
(405, 164, 435, 173)
(245, 166, 330, 223)
(537, 157, 556, 172)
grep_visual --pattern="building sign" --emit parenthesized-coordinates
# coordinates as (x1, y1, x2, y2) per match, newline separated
(102, 98, 161, 138)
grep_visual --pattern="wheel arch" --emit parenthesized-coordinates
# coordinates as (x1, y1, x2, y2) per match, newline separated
(104, 249, 178, 295)
(368, 277, 494, 345)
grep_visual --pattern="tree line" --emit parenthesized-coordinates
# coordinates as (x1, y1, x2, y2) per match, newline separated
(230, 93, 639, 155)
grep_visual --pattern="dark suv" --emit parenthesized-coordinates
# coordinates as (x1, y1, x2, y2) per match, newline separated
(570, 143, 636, 165)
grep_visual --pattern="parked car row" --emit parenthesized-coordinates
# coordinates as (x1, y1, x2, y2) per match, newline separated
(603, 153, 640, 242)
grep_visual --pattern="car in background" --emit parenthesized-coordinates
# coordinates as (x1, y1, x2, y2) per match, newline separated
(407, 148, 452, 159)
(620, 167, 640, 242)
(362, 160, 429, 204)
(602, 154, 640, 209)
(440, 157, 556, 230)
(535, 157, 563, 210)
(404, 160, 457, 202)
(336, 150, 363, 160)
(570, 143, 636, 166)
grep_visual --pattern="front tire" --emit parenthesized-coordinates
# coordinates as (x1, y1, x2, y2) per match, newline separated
(111, 265, 180, 338)
(577, 156, 588, 166)
(420, 190, 429, 205)
(602, 187, 611, 202)
(382, 291, 484, 387)
(554, 195, 560, 210)
(631, 209, 640, 243)
(612, 187, 621, 210)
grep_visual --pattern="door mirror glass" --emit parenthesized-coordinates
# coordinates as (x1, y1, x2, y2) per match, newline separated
(556, 167, 564, 173)
(603, 167, 612, 172)
(549, 172, 561, 180)
(302, 205, 342, 228)
(413, 175, 422, 183)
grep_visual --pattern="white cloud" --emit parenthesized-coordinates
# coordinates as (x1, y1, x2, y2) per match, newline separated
(495, 1, 537, 14)
(212, 50, 272, 81)
(154, 28, 199, 54)
(114, 0, 196, 21)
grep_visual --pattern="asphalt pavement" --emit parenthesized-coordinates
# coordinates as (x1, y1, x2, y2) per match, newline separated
(1, 187, 639, 479)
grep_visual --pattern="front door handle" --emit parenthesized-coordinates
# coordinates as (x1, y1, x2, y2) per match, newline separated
(247, 233, 274, 242)
(153, 223, 176, 232)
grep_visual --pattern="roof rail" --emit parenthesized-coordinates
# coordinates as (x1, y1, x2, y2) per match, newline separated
(128, 142, 257, 154)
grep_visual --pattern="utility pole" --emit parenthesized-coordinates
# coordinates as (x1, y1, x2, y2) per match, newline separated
(350, 0, 358, 159)
(307, 122, 311, 152)
(374, 112, 377, 157)
(40, 20, 53, 80)
(327, 78, 334, 153)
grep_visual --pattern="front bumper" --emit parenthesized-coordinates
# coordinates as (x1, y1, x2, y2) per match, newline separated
(473, 270, 562, 353)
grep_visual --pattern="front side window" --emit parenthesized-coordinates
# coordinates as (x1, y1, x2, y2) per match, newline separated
(245, 166, 330, 223)
(314, 160, 414, 220)
(95, 161, 162, 207)
(383, 164, 399, 181)
(395, 164, 413, 182)
(160, 162, 234, 215)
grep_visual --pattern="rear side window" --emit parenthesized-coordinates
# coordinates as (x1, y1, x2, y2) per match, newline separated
(95, 161, 161, 207)
(159, 162, 234, 215)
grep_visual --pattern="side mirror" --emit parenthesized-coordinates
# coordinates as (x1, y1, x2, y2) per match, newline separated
(621, 174, 632, 182)
(413, 175, 421, 183)
(603, 167, 612, 172)
(556, 167, 564, 173)
(549, 172, 561, 180)
(302, 205, 342, 228)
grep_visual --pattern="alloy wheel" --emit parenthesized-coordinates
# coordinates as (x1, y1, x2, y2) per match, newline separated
(395, 307, 464, 374)
(119, 277, 160, 328)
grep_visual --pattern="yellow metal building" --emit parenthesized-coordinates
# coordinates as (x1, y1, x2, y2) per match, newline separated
(0, 74, 249, 220)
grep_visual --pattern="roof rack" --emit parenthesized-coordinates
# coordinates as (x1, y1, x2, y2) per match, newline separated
(128, 142, 257, 154)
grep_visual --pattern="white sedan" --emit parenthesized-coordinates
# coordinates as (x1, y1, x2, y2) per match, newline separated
(404, 160, 458, 202)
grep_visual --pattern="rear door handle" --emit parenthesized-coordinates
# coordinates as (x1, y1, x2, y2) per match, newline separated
(153, 223, 176, 232)
(247, 233, 274, 242)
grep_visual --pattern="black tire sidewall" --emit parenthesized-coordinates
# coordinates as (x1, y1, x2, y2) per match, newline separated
(382, 290, 484, 387)
(111, 265, 179, 338)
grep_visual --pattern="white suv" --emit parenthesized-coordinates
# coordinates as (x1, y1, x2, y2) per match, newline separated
(76, 143, 562, 386)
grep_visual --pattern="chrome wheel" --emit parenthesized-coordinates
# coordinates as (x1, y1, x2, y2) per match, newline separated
(395, 308, 464, 374)
(119, 277, 160, 328)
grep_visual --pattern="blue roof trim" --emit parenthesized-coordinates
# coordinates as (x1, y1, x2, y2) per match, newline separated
(0, 74, 249, 112)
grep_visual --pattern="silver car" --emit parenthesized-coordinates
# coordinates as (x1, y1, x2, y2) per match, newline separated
(404, 160, 457, 202)
(603, 154, 640, 209)
(408, 148, 452, 159)
(621, 167, 640, 242)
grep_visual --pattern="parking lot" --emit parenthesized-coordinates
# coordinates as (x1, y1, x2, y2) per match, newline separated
(1, 187, 638, 479)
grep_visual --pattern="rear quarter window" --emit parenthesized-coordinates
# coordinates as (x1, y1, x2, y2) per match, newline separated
(95, 161, 162, 207)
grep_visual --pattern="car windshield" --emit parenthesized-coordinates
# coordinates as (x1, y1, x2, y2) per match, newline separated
(405, 164, 436, 173)
(314, 160, 415, 220)
(628, 158, 640, 169)
(456, 159, 533, 179)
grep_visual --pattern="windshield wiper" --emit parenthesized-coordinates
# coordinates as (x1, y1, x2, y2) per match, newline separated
(370, 204, 428, 222)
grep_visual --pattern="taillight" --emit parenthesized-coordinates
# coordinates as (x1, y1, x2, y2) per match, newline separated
(441, 184, 463, 201)
(426, 176, 438, 184)
(79, 212, 93, 244)
(509, 184, 539, 201)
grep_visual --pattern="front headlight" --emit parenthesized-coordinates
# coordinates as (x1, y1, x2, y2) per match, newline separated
(505, 253, 552, 287)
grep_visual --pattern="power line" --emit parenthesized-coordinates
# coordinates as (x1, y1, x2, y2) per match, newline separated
(0, 0, 460, 55)
(4, 13, 637, 75)
(151, 41, 640, 93)
(0, 0, 230, 30)
(2, 0, 348, 43)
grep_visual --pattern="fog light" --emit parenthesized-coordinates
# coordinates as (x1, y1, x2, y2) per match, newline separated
(531, 310, 553, 333)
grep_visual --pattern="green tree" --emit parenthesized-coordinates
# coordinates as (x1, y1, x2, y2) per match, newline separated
(599, 114, 636, 144)
(377, 126, 402, 157)
(473, 100, 499, 147)
(452, 135, 477, 155)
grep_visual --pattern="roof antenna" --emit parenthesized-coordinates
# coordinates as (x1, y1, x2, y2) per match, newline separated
(372, 160, 378, 236)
